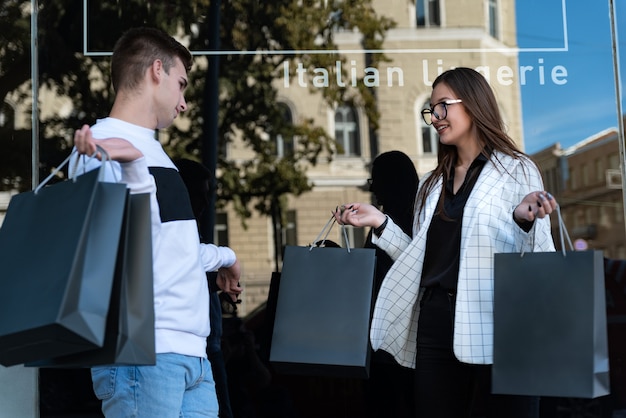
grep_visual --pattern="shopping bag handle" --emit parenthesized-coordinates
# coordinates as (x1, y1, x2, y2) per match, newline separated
(34, 146, 113, 194)
(310, 215, 352, 253)
(555, 205, 574, 255)
(524, 205, 573, 257)
(69, 147, 121, 184)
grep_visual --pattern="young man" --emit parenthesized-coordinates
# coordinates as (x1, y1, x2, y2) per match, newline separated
(71, 27, 242, 417)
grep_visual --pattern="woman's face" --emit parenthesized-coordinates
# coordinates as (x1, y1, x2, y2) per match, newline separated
(430, 82, 474, 148)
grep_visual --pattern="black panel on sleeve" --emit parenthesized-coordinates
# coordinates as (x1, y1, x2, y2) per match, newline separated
(149, 167, 195, 223)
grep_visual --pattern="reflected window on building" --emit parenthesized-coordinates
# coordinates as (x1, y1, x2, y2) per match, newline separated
(594, 158, 603, 183)
(585, 207, 595, 224)
(615, 198, 624, 223)
(574, 209, 584, 229)
(581, 163, 589, 187)
(542, 167, 559, 195)
(274, 102, 295, 158)
(283, 210, 297, 246)
(421, 101, 438, 155)
(341, 225, 366, 248)
(214, 212, 229, 247)
(416, 0, 440, 27)
(279, 210, 298, 261)
(617, 245, 626, 260)
(600, 206, 610, 228)
(0, 103, 15, 129)
(568, 167, 577, 190)
(488, 0, 499, 38)
(335, 105, 361, 156)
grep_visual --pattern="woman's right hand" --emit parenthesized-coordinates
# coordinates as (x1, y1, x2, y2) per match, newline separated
(333, 203, 387, 229)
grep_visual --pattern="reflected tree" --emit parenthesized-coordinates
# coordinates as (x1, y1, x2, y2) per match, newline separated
(0, 0, 395, 234)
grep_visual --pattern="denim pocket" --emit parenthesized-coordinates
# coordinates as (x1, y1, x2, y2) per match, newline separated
(91, 366, 116, 400)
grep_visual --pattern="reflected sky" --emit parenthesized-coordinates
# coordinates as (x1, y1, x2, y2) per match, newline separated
(516, 0, 623, 154)
(67, 0, 626, 156)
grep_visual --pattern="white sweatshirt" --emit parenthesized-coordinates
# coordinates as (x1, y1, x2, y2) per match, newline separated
(70, 117, 236, 358)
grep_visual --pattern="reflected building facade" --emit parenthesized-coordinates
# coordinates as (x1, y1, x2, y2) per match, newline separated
(225, 0, 523, 314)
(5, 1, 615, 317)
(2, 2, 626, 416)
(533, 127, 626, 259)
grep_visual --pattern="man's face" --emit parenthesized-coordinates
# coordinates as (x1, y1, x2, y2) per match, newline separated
(155, 57, 189, 129)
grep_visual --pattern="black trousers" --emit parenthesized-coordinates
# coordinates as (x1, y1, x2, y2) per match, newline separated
(414, 286, 539, 418)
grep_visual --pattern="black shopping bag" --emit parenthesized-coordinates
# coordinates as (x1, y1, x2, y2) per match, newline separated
(269, 222, 376, 378)
(492, 210, 609, 399)
(0, 153, 128, 366)
(256, 272, 281, 364)
(30, 193, 155, 367)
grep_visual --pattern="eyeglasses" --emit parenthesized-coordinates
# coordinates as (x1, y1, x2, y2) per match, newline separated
(421, 99, 463, 125)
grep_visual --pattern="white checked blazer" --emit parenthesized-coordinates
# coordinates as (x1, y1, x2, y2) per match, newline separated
(370, 151, 556, 367)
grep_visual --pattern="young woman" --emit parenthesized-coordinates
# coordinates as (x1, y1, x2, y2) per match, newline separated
(336, 67, 557, 418)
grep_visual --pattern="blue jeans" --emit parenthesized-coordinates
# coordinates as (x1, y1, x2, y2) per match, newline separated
(91, 353, 218, 418)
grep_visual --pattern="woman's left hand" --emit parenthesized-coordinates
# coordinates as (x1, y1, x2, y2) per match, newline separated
(514, 191, 557, 222)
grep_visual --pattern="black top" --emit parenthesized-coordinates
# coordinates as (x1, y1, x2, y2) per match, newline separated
(420, 154, 488, 291)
